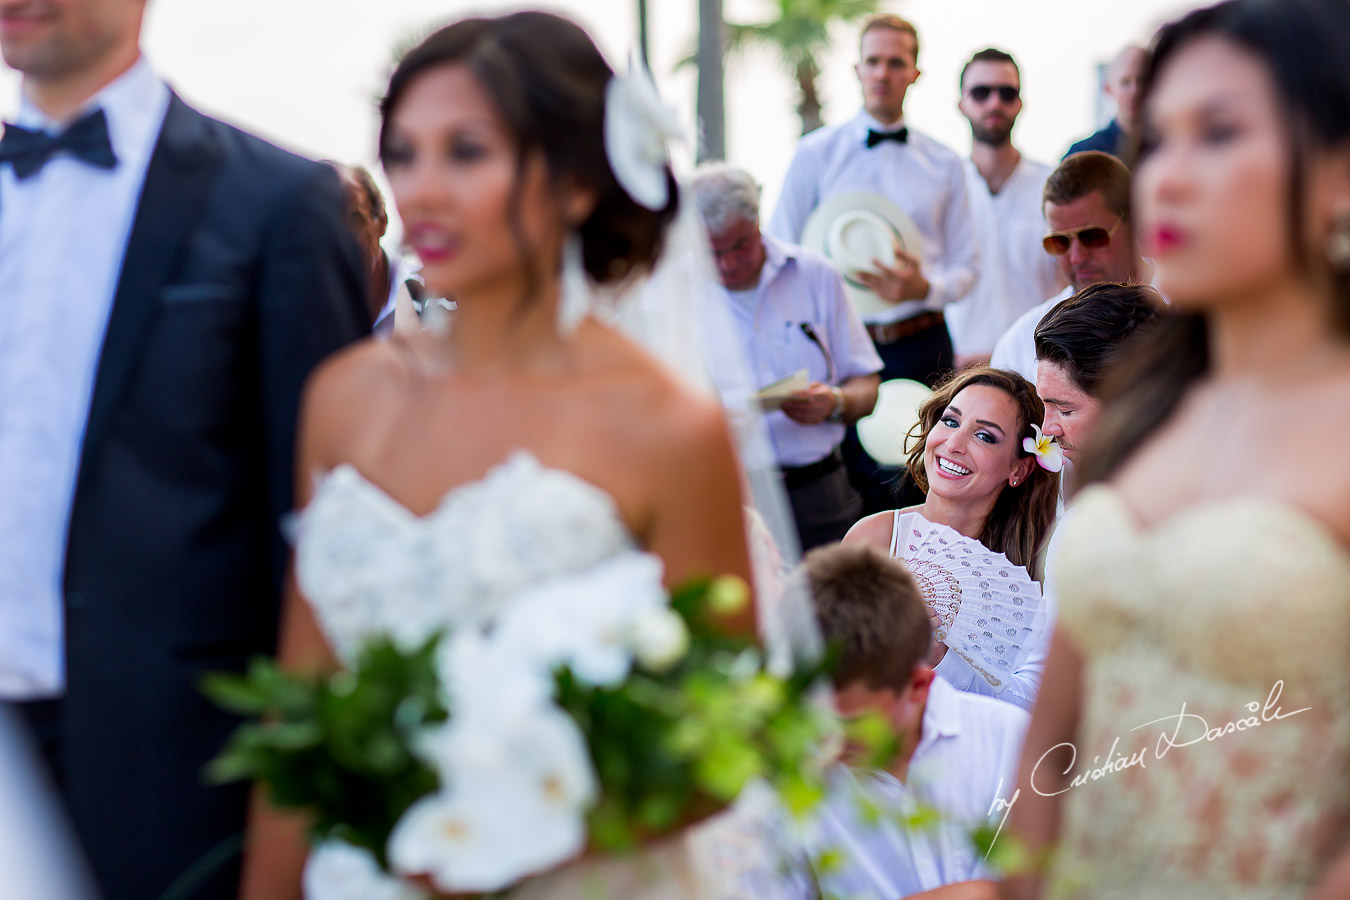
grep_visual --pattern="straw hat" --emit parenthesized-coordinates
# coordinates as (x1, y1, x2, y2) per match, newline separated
(801, 191, 925, 318)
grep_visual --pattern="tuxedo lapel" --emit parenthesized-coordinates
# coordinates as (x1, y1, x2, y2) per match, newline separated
(76, 93, 222, 483)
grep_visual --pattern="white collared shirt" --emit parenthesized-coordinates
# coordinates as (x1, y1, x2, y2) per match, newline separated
(0, 58, 170, 699)
(787, 678, 1029, 899)
(711, 234, 882, 468)
(989, 285, 1074, 386)
(767, 111, 979, 325)
(947, 158, 1067, 357)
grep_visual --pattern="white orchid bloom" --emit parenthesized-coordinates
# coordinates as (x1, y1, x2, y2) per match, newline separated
(604, 60, 684, 210)
(1022, 424, 1065, 473)
(494, 553, 668, 687)
(388, 772, 586, 893)
(304, 840, 428, 900)
(393, 706, 597, 892)
(436, 627, 552, 720)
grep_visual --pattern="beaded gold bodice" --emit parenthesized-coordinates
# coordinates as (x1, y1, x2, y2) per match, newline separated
(1048, 486, 1350, 898)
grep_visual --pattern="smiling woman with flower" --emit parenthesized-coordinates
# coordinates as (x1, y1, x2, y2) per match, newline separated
(844, 365, 1060, 707)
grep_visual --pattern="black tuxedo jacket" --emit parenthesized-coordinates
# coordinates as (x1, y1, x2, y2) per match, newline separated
(55, 93, 368, 899)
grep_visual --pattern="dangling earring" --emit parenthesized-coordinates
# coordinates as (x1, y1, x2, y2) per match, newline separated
(1328, 212, 1350, 275)
(558, 233, 591, 335)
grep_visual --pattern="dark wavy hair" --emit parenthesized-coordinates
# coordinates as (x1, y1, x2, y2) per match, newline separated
(1077, 0, 1350, 486)
(377, 12, 679, 305)
(1033, 282, 1161, 397)
(903, 366, 1060, 573)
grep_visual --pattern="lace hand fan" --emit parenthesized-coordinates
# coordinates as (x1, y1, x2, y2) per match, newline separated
(891, 512, 1043, 690)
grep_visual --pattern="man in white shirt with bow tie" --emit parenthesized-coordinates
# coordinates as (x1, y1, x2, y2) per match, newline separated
(769, 13, 978, 389)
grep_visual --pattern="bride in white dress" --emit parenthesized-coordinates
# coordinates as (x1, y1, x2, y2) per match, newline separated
(237, 12, 778, 899)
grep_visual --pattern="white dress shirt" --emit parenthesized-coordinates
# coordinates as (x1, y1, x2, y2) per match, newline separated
(989, 285, 1074, 386)
(713, 235, 882, 468)
(768, 111, 979, 325)
(787, 678, 1029, 899)
(947, 158, 1066, 357)
(0, 59, 170, 699)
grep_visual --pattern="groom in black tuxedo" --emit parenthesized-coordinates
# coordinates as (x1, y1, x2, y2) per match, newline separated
(0, 1, 368, 897)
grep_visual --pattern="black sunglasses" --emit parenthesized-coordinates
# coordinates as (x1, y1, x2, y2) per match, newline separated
(966, 84, 1020, 104)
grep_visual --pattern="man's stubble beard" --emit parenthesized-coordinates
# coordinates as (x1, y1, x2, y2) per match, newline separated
(970, 121, 1013, 147)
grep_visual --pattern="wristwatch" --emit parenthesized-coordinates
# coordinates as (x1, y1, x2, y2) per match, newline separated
(826, 386, 846, 424)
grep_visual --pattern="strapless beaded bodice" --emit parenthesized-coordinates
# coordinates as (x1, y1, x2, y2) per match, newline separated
(293, 451, 635, 663)
(1048, 486, 1350, 899)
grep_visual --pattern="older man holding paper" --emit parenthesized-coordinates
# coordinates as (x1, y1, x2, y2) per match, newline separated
(691, 164, 881, 550)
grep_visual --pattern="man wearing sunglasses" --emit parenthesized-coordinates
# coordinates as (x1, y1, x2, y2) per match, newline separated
(949, 48, 1068, 367)
(991, 151, 1145, 385)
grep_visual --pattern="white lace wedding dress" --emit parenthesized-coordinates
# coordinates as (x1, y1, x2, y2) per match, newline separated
(292, 450, 770, 900)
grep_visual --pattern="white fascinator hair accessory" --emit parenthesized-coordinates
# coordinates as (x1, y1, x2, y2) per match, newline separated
(1023, 424, 1065, 473)
(604, 56, 683, 210)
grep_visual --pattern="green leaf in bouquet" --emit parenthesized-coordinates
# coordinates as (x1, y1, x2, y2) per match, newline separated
(970, 824, 1038, 877)
(899, 800, 942, 834)
(588, 794, 640, 853)
(199, 672, 276, 715)
(695, 735, 764, 799)
(813, 846, 845, 877)
(737, 673, 786, 715)
(855, 791, 883, 828)
(667, 575, 713, 622)
(775, 771, 826, 818)
(844, 712, 899, 770)
(262, 720, 323, 752)
(636, 791, 682, 833)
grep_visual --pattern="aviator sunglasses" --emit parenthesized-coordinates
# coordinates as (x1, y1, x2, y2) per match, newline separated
(965, 84, 1020, 104)
(1042, 217, 1123, 255)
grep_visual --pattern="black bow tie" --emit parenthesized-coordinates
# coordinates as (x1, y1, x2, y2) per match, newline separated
(865, 127, 908, 148)
(0, 108, 118, 180)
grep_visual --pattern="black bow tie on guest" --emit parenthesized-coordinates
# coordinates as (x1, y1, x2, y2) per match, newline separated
(0, 108, 118, 181)
(865, 127, 908, 149)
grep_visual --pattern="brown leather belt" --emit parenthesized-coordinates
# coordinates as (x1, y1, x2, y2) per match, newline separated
(865, 311, 945, 346)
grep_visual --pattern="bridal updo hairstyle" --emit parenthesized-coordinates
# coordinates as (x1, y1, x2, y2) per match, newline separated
(904, 366, 1060, 573)
(378, 12, 679, 296)
(1079, 0, 1350, 485)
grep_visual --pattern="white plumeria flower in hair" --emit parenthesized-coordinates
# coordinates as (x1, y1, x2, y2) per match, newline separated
(604, 56, 684, 210)
(1023, 424, 1065, 473)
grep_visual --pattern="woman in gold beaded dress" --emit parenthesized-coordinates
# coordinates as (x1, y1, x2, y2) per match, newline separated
(1005, 1, 1350, 898)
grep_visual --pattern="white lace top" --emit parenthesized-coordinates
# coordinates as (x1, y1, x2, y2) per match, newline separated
(293, 451, 635, 663)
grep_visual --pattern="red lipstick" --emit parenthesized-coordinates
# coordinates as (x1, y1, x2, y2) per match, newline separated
(1148, 224, 1188, 255)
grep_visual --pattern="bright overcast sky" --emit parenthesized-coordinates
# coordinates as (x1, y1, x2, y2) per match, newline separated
(1, 0, 1198, 238)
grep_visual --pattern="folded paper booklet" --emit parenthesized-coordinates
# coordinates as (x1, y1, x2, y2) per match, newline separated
(756, 369, 810, 411)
